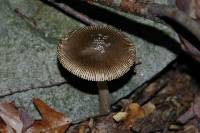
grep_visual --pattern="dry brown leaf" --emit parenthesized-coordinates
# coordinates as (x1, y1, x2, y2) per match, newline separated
(0, 119, 7, 133)
(28, 122, 68, 133)
(0, 102, 23, 133)
(78, 122, 90, 133)
(123, 103, 145, 129)
(122, 102, 156, 129)
(19, 109, 34, 132)
(27, 98, 70, 133)
(142, 102, 156, 116)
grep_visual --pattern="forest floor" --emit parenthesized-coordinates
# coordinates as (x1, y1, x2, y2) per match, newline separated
(1, 55, 200, 133)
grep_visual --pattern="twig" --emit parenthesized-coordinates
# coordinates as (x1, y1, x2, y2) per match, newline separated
(179, 36, 200, 62)
(14, 9, 38, 27)
(0, 80, 67, 98)
(146, 4, 200, 44)
(42, 0, 97, 25)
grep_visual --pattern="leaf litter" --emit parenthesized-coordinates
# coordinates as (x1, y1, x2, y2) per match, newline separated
(0, 59, 200, 133)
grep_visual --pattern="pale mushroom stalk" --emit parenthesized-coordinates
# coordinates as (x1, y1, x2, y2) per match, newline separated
(97, 81, 110, 113)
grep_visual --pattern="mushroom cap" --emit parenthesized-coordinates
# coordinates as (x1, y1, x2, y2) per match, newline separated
(57, 26, 136, 81)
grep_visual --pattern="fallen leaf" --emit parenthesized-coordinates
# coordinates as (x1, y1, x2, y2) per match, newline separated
(0, 119, 7, 133)
(27, 98, 70, 133)
(142, 102, 156, 116)
(78, 122, 90, 133)
(0, 102, 23, 133)
(19, 109, 34, 132)
(123, 103, 145, 129)
(6, 125, 15, 133)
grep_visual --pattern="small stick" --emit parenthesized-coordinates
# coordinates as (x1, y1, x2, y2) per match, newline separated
(146, 4, 200, 45)
(14, 9, 37, 27)
(43, 0, 97, 25)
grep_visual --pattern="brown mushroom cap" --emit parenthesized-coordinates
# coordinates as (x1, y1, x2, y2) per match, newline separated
(57, 26, 136, 81)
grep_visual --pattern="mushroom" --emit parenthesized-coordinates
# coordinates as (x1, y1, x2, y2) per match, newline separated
(57, 26, 136, 114)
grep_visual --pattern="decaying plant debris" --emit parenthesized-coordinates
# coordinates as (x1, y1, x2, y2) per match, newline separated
(0, 57, 199, 133)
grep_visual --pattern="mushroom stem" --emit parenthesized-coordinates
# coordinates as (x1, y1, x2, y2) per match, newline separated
(97, 81, 110, 114)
